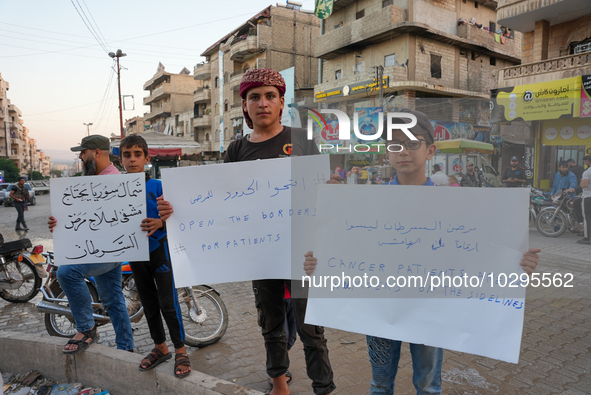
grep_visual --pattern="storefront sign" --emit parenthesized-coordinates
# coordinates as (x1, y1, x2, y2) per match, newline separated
(492, 76, 581, 122)
(315, 77, 390, 101)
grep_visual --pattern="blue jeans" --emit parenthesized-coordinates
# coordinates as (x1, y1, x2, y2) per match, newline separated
(57, 262, 134, 351)
(367, 336, 443, 395)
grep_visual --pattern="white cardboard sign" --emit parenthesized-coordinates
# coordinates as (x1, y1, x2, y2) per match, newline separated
(305, 185, 529, 363)
(50, 174, 149, 265)
(161, 155, 330, 287)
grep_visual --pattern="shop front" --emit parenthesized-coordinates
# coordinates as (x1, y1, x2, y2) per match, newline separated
(492, 74, 591, 189)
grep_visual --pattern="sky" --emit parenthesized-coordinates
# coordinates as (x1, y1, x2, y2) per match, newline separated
(1, 0, 315, 164)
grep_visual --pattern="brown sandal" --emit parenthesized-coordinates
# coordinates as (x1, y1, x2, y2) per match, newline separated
(139, 348, 172, 371)
(174, 353, 191, 378)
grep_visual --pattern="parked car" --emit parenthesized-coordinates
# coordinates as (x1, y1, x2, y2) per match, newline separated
(4, 182, 36, 207)
(0, 183, 10, 204)
(29, 180, 50, 195)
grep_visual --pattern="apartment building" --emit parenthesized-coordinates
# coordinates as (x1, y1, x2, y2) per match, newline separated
(124, 116, 147, 136)
(143, 64, 201, 138)
(493, 0, 591, 189)
(194, 4, 320, 161)
(312, 0, 521, 171)
(1, 72, 50, 176)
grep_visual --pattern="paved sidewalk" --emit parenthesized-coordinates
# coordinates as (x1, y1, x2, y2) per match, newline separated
(1, 195, 589, 394)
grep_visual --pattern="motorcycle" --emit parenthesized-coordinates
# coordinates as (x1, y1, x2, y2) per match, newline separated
(0, 233, 47, 303)
(535, 191, 583, 237)
(529, 186, 553, 222)
(37, 254, 228, 347)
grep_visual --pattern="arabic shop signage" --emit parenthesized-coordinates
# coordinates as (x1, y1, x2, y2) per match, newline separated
(491, 76, 581, 122)
(315, 77, 390, 101)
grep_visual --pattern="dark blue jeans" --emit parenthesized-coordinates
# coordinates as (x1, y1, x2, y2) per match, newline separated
(14, 201, 26, 229)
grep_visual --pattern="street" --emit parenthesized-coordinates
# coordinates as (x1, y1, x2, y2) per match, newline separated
(0, 193, 590, 394)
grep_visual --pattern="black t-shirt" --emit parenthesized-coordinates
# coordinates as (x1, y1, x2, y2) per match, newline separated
(502, 166, 526, 187)
(224, 126, 319, 163)
(569, 165, 584, 185)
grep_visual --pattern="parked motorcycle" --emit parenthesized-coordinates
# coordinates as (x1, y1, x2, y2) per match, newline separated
(37, 255, 228, 347)
(535, 191, 583, 237)
(529, 186, 553, 222)
(0, 233, 46, 303)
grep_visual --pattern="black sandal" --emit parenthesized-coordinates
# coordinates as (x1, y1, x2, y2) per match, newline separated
(62, 327, 99, 355)
(174, 353, 191, 378)
(139, 348, 172, 371)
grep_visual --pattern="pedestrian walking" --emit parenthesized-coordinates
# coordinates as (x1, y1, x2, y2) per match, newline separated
(10, 176, 29, 231)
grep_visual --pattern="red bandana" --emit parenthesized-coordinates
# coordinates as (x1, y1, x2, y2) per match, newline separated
(239, 69, 286, 129)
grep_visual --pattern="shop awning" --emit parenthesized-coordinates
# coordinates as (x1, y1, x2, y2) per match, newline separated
(435, 139, 494, 154)
(110, 131, 202, 160)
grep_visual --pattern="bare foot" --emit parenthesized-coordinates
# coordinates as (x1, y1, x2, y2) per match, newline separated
(270, 375, 289, 395)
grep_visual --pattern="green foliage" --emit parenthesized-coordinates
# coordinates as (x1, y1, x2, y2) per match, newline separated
(31, 171, 44, 180)
(0, 158, 20, 182)
(73, 171, 82, 177)
(50, 169, 62, 178)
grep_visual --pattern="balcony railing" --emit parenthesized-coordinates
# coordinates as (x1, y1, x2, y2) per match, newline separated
(193, 62, 212, 80)
(315, 4, 407, 59)
(143, 83, 171, 105)
(144, 103, 172, 122)
(193, 114, 212, 127)
(229, 106, 243, 120)
(229, 70, 245, 91)
(457, 24, 520, 60)
(497, 52, 591, 87)
(229, 36, 262, 62)
(193, 88, 212, 103)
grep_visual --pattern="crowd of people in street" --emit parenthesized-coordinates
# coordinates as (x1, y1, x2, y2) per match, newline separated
(39, 69, 546, 395)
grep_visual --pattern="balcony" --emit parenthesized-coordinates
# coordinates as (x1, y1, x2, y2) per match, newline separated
(143, 83, 171, 105)
(229, 70, 245, 91)
(143, 70, 169, 90)
(193, 114, 212, 127)
(194, 62, 211, 80)
(457, 24, 521, 61)
(230, 35, 263, 62)
(497, 0, 588, 32)
(144, 103, 172, 122)
(199, 142, 213, 152)
(496, 52, 591, 88)
(193, 87, 212, 103)
(229, 104, 243, 120)
(315, 5, 407, 59)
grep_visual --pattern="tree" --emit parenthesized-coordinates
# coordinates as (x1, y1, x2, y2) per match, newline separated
(0, 158, 20, 182)
(32, 171, 44, 180)
(50, 169, 62, 178)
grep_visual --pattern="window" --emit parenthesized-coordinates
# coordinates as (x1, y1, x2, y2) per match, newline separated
(205, 133, 210, 142)
(489, 22, 496, 32)
(354, 62, 365, 74)
(356, 9, 365, 19)
(490, 56, 496, 66)
(385, 54, 396, 67)
(224, 72, 229, 83)
(335, 69, 342, 80)
(571, 38, 591, 54)
(471, 51, 476, 61)
(214, 77, 219, 88)
(474, 1, 478, 8)
(382, 0, 393, 7)
(430, 54, 442, 78)
(224, 100, 229, 112)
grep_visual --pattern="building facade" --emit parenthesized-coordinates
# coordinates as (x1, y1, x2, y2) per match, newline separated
(494, 0, 591, 189)
(1, 72, 50, 177)
(312, 0, 522, 173)
(124, 116, 147, 136)
(194, 5, 320, 161)
(143, 64, 201, 139)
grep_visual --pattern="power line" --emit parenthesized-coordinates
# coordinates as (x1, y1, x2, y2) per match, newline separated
(80, 0, 110, 49)
(70, 0, 109, 53)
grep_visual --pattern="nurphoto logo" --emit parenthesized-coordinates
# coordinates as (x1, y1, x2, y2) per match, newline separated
(307, 110, 418, 153)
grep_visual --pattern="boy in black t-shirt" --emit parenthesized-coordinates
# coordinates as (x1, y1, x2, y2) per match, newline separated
(502, 156, 527, 187)
(159, 69, 334, 395)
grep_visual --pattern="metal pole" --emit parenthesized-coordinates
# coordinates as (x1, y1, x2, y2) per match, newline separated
(378, 66, 384, 109)
(116, 56, 124, 139)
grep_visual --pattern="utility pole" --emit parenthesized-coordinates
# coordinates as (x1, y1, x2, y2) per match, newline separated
(83, 122, 93, 136)
(377, 65, 384, 109)
(109, 49, 126, 139)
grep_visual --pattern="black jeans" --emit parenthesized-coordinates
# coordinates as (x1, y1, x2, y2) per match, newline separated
(252, 279, 336, 395)
(129, 240, 185, 349)
(14, 201, 26, 228)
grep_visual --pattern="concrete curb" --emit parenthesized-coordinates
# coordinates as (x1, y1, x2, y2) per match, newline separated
(0, 331, 263, 395)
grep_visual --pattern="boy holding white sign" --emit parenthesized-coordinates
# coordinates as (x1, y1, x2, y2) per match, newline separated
(158, 68, 335, 395)
(119, 135, 191, 378)
(304, 109, 541, 395)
